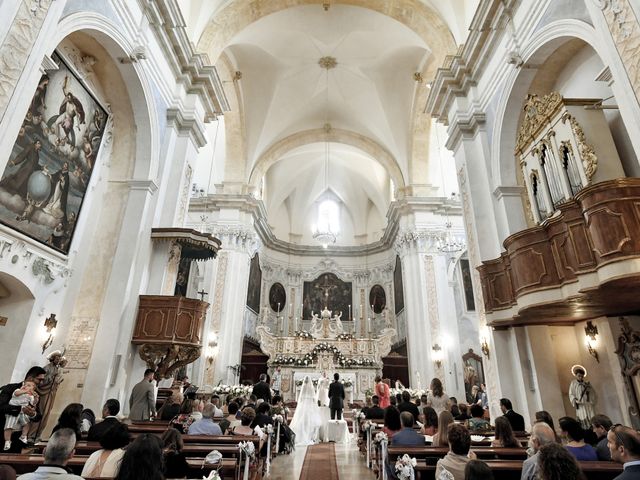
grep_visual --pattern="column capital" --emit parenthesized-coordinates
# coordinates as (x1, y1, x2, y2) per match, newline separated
(209, 224, 261, 256)
(393, 228, 443, 257)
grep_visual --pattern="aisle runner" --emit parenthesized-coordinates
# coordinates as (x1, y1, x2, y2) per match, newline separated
(299, 443, 339, 480)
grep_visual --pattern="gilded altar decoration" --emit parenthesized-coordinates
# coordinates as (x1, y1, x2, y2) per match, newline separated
(0, 51, 109, 254)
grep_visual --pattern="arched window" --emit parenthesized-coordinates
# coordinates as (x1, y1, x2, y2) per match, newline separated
(316, 199, 340, 234)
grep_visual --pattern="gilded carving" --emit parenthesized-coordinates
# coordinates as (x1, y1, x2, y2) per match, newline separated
(515, 92, 564, 154)
(562, 113, 598, 182)
(601, 0, 640, 105)
(0, 0, 53, 122)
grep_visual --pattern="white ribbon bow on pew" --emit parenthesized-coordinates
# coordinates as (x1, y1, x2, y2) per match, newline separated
(238, 441, 256, 480)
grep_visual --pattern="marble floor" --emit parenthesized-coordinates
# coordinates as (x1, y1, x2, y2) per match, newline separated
(269, 439, 376, 480)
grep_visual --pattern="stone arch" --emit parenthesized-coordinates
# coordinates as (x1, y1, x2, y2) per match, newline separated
(247, 128, 406, 192)
(197, 0, 455, 67)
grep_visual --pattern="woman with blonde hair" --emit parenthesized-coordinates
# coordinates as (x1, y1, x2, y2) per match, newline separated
(431, 410, 454, 447)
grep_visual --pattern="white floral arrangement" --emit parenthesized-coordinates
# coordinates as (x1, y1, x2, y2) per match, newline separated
(272, 414, 284, 423)
(362, 420, 374, 431)
(202, 471, 221, 480)
(238, 441, 256, 460)
(211, 384, 253, 396)
(265, 424, 274, 434)
(340, 379, 353, 388)
(390, 388, 427, 398)
(294, 330, 313, 339)
(374, 431, 388, 444)
(395, 454, 417, 480)
(357, 411, 366, 420)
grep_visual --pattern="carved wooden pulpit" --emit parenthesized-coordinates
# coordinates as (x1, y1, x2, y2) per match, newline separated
(132, 228, 221, 378)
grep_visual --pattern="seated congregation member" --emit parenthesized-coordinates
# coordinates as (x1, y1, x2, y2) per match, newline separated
(234, 407, 256, 436)
(88, 398, 121, 441)
(170, 396, 196, 433)
(456, 403, 471, 421)
(464, 459, 494, 480)
(421, 406, 438, 436)
(608, 424, 640, 480)
(115, 433, 164, 480)
(499, 398, 525, 432)
(0, 465, 16, 480)
(81, 422, 130, 478)
(365, 395, 385, 420)
(211, 395, 224, 418)
(51, 403, 83, 438)
(161, 428, 189, 479)
(80, 409, 95, 434)
(535, 411, 560, 442)
(188, 403, 222, 435)
(468, 404, 490, 431)
(559, 416, 597, 461)
(427, 378, 450, 416)
(390, 412, 425, 446)
(451, 404, 461, 418)
(158, 391, 183, 421)
(397, 391, 420, 423)
(435, 424, 475, 480)
(220, 402, 241, 434)
(382, 406, 402, 438)
(18, 428, 83, 480)
(251, 402, 273, 429)
(433, 410, 454, 447)
(491, 417, 521, 448)
(537, 442, 584, 480)
(521, 422, 556, 480)
(590, 414, 613, 461)
(361, 396, 372, 417)
(242, 395, 258, 413)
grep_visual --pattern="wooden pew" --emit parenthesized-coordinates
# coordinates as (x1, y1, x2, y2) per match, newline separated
(33, 440, 242, 458)
(387, 446, 528, 461)
(0, 454, 238, 478)
(411, 459, 621, 480)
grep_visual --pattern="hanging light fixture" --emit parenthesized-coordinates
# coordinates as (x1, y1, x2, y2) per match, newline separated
(434, 122, 465, 254)
(311, 56, 339, 248)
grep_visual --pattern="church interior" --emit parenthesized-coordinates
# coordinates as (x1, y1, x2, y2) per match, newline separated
(1, 0, 640, 479)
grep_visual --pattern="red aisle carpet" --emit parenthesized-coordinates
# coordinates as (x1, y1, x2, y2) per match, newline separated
(299, 443, 339, 480)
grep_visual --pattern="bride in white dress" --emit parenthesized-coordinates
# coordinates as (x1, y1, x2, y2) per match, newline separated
(316, 373, 331, 442)
(289, 376, 323, 446)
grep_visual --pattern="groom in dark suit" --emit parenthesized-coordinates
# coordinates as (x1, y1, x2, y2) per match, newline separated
(328, 373, 345, 420)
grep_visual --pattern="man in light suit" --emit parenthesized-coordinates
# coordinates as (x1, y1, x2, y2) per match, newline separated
(609, 425, 640, 480)
(328, 373, 345, 420)
(129, 368, 156, 421)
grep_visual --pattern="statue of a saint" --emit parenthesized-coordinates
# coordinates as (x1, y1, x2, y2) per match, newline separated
(569, 365, 596, 429)
(31, 350, 67, 439)
(332, 311, 344, 334)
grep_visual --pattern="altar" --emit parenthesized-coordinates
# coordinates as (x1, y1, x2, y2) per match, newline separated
(256, 307, 396, 402)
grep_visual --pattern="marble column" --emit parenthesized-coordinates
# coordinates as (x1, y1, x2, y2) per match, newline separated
(208, 227, 260, 385)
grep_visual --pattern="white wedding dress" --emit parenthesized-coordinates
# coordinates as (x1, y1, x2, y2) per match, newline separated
(290, 376, 323, 446)
(316, 376, 331, 442)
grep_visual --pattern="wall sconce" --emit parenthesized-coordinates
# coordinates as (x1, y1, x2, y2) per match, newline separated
(206, 333, 219, 365)
(41, 313, 57, 354)
(480, 326, 490, 359)
(584, 321, 600, 363)
(432, 343, 443, 368)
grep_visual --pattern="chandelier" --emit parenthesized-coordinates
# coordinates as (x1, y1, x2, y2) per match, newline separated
(311, 57, 339, 249)
(438, 220, 465, 253)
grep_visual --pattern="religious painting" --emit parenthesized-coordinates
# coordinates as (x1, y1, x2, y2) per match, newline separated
(303, 272, 352, 320)
(174, 258, 191, 296)
(0, 51, 108, 254)
(462, 348, 485, 403)
(460, 258, 476, 311)
(369, 285, 386, 314)
(394, 256, 405, 314)
(269, 283, 286, 313)
(246, 253, 262, 313)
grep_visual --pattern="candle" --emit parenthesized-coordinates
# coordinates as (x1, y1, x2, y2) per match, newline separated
(360, 304, 363, 319)
(348, 304, 351, 321)
(277, 302, 280, 313)
(289, 303, 292, 315)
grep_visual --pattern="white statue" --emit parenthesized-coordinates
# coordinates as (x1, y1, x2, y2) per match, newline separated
(332, 311, 344, 334)
(310, 311, 320, 333)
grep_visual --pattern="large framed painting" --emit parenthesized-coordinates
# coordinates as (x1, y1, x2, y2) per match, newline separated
(269, 283, 286, 313)
(369, 284, 386, 314)
(0, 50, 108, 254)
(394, 256, 405, 314)
(460, 258, 476, 311)
(303, 272, 352, 320)
(246, 253, 262, 313)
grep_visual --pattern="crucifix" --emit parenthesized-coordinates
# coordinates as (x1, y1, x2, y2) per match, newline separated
(197, 289, 208, 301)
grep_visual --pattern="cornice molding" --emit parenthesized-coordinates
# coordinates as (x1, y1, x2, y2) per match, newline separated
(425, 0, 518, 123)
(444, 111, 487, 151)
(166, 106, 207, 148)
(143, 0, 229, 122)
(189, 194, 463, 257)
